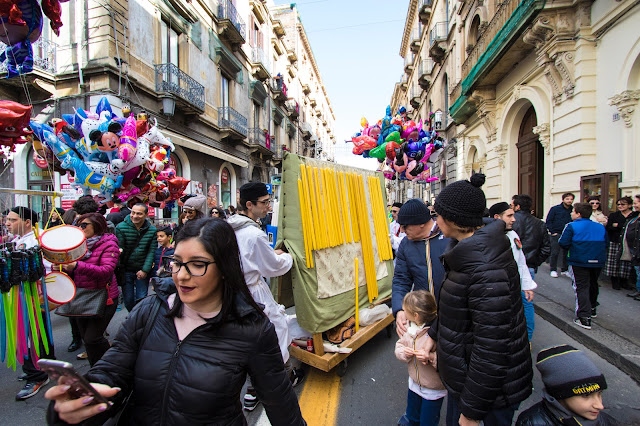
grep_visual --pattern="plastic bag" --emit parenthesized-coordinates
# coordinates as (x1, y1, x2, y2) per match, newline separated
(359, 304, 391, 327)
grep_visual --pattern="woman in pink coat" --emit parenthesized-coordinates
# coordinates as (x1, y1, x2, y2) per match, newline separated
(61, 213, 120, 366)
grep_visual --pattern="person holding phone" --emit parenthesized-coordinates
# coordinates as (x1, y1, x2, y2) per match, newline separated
(45, 218, 305, 425)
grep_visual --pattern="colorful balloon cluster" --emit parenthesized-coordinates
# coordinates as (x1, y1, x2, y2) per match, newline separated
(348, 106, 445, 182)
(28, 97, 190, 208)
(0, 0, 69, 78)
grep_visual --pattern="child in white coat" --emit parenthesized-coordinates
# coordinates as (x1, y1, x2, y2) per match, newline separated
(395, 291, 446, 426)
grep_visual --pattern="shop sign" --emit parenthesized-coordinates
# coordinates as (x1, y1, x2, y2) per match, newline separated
(221, 168, 229, 184)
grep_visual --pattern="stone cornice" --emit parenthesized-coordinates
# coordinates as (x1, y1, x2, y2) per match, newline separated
(400, 0, 419, 57)
(532, 123, 551, 154)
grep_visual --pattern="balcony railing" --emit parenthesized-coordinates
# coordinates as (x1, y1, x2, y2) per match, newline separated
(461, 0, 519, 87)
(218, 0, 246, 41)
(0, 38, 57, 74)
(271, 76, 287, 101)
(419, 0, 433, 24)
(218, 107, 248, 136)
(251, 46, 271, 74)
(248, 127, 268, 149)
(301, 122, 313, 139)
(286, 99, 299, 119)
(429, 21, 448, 46)
(418, 58, 434, 77)
(155, 63, 205, 111)
(404, 53, 415, 72)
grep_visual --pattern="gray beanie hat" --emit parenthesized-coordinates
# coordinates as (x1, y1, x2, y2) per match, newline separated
(536, 344, 607, 400)
(183, 195, 207, 212)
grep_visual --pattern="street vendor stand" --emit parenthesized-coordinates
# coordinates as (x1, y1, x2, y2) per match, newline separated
(275, 153, 395, 375)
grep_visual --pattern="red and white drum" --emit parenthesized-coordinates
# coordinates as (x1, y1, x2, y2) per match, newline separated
(44, 271, 76, 305)
(39, 225, 87, 264)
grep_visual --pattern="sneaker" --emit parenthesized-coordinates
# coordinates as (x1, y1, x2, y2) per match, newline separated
(243, 391, 259, 411)
(550, 271, 558, 278)
(76, 351, 88, 360)
(15, 378, 50, 400)
(627, 291, 640, 298)
(290, 368, 305, 387)
(561, 271, 571, 278)
(17, 373, 28, 381)
(591, 308, 597, 318)
(574, 317, 591, 330)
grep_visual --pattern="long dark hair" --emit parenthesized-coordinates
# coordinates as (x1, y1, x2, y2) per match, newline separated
(167, 218, 264, 321)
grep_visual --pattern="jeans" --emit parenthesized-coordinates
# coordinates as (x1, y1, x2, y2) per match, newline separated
(446, 397, 518, 426)
(76, 302, 117, 366)
(23, 312, 56, 382)
(123, 272, 149, 312)
(401, 389, 443, 426)
(521, 267, 537, 340)
(635, 266, 640, 292)
(570, 266, 601, 318)
(549, 234, 568, 272)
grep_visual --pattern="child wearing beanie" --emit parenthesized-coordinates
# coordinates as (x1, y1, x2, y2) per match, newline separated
(516, 345, 617, 425)
(424, 174, 533, 425)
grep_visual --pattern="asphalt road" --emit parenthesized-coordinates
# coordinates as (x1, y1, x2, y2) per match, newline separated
(2, 307, 640, 425)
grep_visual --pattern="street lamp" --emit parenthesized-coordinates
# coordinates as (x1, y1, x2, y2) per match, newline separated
(161, 96, 176, 117)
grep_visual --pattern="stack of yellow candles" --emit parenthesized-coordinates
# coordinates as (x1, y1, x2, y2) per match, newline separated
(367, 176, 393, 261)
(296, 161, 392, 303)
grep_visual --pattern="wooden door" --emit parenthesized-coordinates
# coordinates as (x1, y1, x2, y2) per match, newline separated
(517, 106, 544, 217)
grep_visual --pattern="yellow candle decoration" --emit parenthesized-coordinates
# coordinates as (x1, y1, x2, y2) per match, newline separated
(355, 257, 359, 332)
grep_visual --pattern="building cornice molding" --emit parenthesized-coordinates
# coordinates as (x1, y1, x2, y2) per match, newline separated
(400, 0, 419, 56)
(608, 90, 640, 128)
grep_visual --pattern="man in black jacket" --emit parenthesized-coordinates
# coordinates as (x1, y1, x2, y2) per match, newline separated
(545, 192, 574, 278)
(512, 194, 551, 280)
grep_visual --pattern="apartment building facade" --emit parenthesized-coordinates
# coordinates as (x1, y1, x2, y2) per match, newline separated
(395, 0, 640, 217)
(0, 0, 336, 219)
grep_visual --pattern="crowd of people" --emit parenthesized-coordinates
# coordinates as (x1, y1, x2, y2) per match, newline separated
(1, 174, 634, 425)
(388, 177, 633, 425)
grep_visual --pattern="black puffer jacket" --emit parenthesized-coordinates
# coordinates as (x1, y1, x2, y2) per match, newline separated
(516, 400, 618, 425)
(429, 220, 533, 420)
(512, 210, 551, 268)
(49, 292, 305, 426)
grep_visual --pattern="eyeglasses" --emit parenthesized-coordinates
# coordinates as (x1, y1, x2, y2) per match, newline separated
(78, 222, 91, 229)
(252, 199, 272, 206)
(390, 210, 400, 214)
(617, 203, 628, 206)
(167, 258, 215, 277)
(589, 202, 600, 205)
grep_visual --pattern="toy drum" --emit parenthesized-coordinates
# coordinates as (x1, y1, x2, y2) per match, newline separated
(39, 225, 87, 264)
(44, 271, 76, 305)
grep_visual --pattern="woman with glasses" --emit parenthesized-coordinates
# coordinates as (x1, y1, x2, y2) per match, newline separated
(46, 218, 306, 426)
(604, 196, 638, 290)
(625, 195, 640, 300)
(587, 196, 608, 225)
(59, 213, 120, 366)
(210, 206, 226, 219)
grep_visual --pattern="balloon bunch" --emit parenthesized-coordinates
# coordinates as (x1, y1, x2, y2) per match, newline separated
(0, 246, 53, 370)
(0, 0, 69, 77)
(28, 96, 191, 208)
(0, 100, 33, 152)
(348, 107, 445, 182)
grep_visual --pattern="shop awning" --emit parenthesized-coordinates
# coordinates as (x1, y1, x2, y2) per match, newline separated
(162, 129, 248, 168)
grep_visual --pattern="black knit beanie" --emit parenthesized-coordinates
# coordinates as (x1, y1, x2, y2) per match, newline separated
(396, 199, 432, 226)
(537, 344, 607, 400)
(434, 173, 486, 227)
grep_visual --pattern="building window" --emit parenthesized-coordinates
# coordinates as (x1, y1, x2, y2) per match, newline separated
(221, 75, 229, 119)
(160, 20, 179, 67)
(253, 101, 261, 128)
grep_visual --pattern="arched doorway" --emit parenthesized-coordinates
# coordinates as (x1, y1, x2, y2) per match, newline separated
(517, 106, 544, 217)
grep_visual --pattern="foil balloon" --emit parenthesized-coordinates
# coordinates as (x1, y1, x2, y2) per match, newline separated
(0, 100, 32, 150)
(117, 115, 137, 162)
(0, 0, 43, 77)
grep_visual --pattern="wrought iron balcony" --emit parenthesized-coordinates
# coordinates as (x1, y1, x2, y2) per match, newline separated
(218, 107, 248, 139)
(404, 53, 415, 73)
(248, 127, 273, 153)
(418, 58, 434, 90)
(251, 46, 271, 81)
(429, 21, 448, 63)
(419, 0, 433, 24)
(271, 77, 287, 103)
(0, 38, 57, 75)
(155, 63, 205, 112)
(410, 27, 422, 54)
(218, 0, 246, 46)
(286, 99, 299, 119)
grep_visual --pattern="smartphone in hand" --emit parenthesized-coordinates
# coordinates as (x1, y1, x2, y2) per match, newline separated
(37, 359, 112, 406)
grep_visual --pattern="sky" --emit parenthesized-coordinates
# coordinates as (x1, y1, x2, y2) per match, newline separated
(272, 0, 408, 170)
